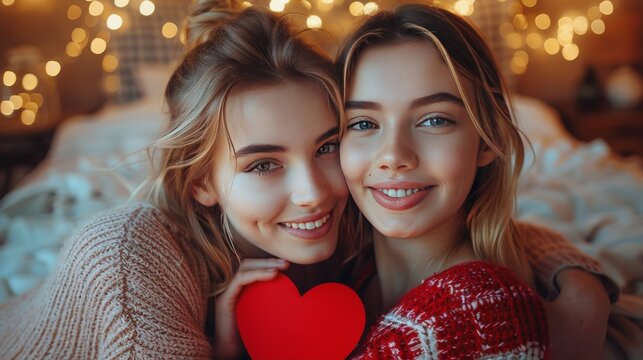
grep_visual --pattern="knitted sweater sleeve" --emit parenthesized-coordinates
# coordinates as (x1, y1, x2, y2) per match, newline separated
(353, 262, 550, 360)
(0, 204, 213, 359)
(515, 221, 619, 302)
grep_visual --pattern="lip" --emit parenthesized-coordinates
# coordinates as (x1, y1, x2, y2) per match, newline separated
(279, 210, 334, 240)
(368, 181, 434, 211)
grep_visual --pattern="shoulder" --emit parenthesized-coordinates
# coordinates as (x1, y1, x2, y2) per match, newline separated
(61, 202, 208, 296)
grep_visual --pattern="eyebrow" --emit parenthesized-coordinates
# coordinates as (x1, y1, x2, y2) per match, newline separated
(345, 92, 464, 111)
(234, 126, 338, 157)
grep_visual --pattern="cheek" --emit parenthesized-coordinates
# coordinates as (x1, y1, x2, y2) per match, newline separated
(340, 140, 371, 188)
(223, 176, 285, 225)
(428, 138, 480, 182)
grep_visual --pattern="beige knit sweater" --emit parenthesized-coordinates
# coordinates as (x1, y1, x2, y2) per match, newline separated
(0, 203, 614, 359)
(0, 204, 214, 359)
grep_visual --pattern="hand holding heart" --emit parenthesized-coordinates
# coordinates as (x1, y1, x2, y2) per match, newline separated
(214, 258, 290, 359)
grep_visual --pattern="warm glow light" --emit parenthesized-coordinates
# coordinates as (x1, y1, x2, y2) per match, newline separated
(349, 2, 363, 16)
(66, 42, 82, 57)
(2, 0, 16, 6)
(114, 0, 129, 7)
(558, 17, 573, 27)
(84, 13, 99, 27)
(242, 1, 253, 8)
(454, 1, 473, 16)
(22, 73, 38, 91)
(316, 0, 333, 12)
(21, 110, 36, 125)
(46, 61, 61, 76)
(139, 0, 155, 16)
(543, 38, 560, 54)
(31, 93, 43, 107)
(587, 6, 601, 20)
(599, 1, 613, 15)
(363, 2, 378, 15)
(0, 101, 13, 116)
(562, 43, 579, 61)
(67, 5, 82, 20)
(162, 22, 178, 38)
(269, 0, 286, 12)
(513, 14, 528, 30)
(306, 15, 322, 29)
(521, 0, 536, 7)
(107, 14, 123, 30)
(88, 1, 104, 16)
(499, 22, 514, 37)
(24, 101, 38, 112)
(507, 2, 522, 16)
(591, 19, 606, 34)
(3, 71, 16, 86)
(103, 55, 119, 72)
(535, 14, 550, 30)
(18, 93, 30, 104)
(9, 95, 23, 109)
(513, 50, 529, 67)
(573, 16, 588, 35)
(506, 32, 523, 49)
(526, 33, 542, 49)
(71, 27, 87, 43)
(104, 75, 120, 93)
(510, 58, 527, 75)
(90, 38, 107, 54)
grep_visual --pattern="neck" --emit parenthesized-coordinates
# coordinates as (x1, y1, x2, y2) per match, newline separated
(373, 217, 476, 311)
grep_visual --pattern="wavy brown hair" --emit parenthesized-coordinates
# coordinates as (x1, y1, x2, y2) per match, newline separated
(337, 3, 532, 282)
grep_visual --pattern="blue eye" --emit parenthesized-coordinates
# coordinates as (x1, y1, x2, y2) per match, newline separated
(316, 141, 339, 156)
(418, 116, 452, 127)
(348, 119, 377, 131)
(246, 160, 281, 175)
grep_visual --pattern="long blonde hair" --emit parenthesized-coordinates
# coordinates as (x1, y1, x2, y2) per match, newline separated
(336, 3, 532, 282)
(140, 2, 348, 295)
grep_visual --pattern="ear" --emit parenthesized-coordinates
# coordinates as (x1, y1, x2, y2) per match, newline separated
(191, 178, 218, 207)
(477, 142, 497, 167)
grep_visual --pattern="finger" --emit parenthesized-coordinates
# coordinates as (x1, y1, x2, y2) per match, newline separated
(239, 258, 289, 271)
(220, 268, 280, 303)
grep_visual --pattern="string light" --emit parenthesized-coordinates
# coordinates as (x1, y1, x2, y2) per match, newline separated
(0, 0, 618, 131)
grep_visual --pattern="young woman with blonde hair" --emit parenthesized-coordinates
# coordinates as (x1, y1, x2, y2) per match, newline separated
(0, 3, 361, 358)
(336, 3, 613, 358)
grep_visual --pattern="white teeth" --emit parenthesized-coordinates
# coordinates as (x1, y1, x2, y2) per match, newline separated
(380, 188, 422, 198)
(283, 214, 330, 231)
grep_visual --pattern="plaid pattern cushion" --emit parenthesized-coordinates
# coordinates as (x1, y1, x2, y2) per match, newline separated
(109, 0, 191, 103)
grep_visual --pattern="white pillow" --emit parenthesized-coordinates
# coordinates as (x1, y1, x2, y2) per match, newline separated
(512, 94, 572, 145)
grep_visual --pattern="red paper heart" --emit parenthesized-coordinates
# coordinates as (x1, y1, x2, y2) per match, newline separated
(236, 273, 365, 360)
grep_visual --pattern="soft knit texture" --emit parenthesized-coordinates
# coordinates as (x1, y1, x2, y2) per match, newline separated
(353, 261, 550, 360)
(0, 204, 213, 359)
(0, 204, 611, 359)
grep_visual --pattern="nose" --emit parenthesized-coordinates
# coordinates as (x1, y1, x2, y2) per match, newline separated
(376, 126, 418, 172)
(290, 163, 329, 208)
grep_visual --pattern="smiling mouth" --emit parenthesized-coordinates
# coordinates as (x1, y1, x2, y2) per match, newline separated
(281, 213, 331, 231)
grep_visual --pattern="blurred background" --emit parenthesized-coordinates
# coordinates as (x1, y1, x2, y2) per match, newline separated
(0, 0, 641, 197)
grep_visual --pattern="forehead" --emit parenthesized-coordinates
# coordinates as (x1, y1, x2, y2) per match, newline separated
(349, 41, 463, 102)
(224, 80, 336, 148)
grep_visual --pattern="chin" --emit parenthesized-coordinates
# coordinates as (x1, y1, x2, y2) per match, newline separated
(289, 246, 335, 265)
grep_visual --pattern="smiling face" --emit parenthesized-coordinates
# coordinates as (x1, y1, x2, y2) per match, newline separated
(192, 80, 348, 264)
(341, 41, 495, 241)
